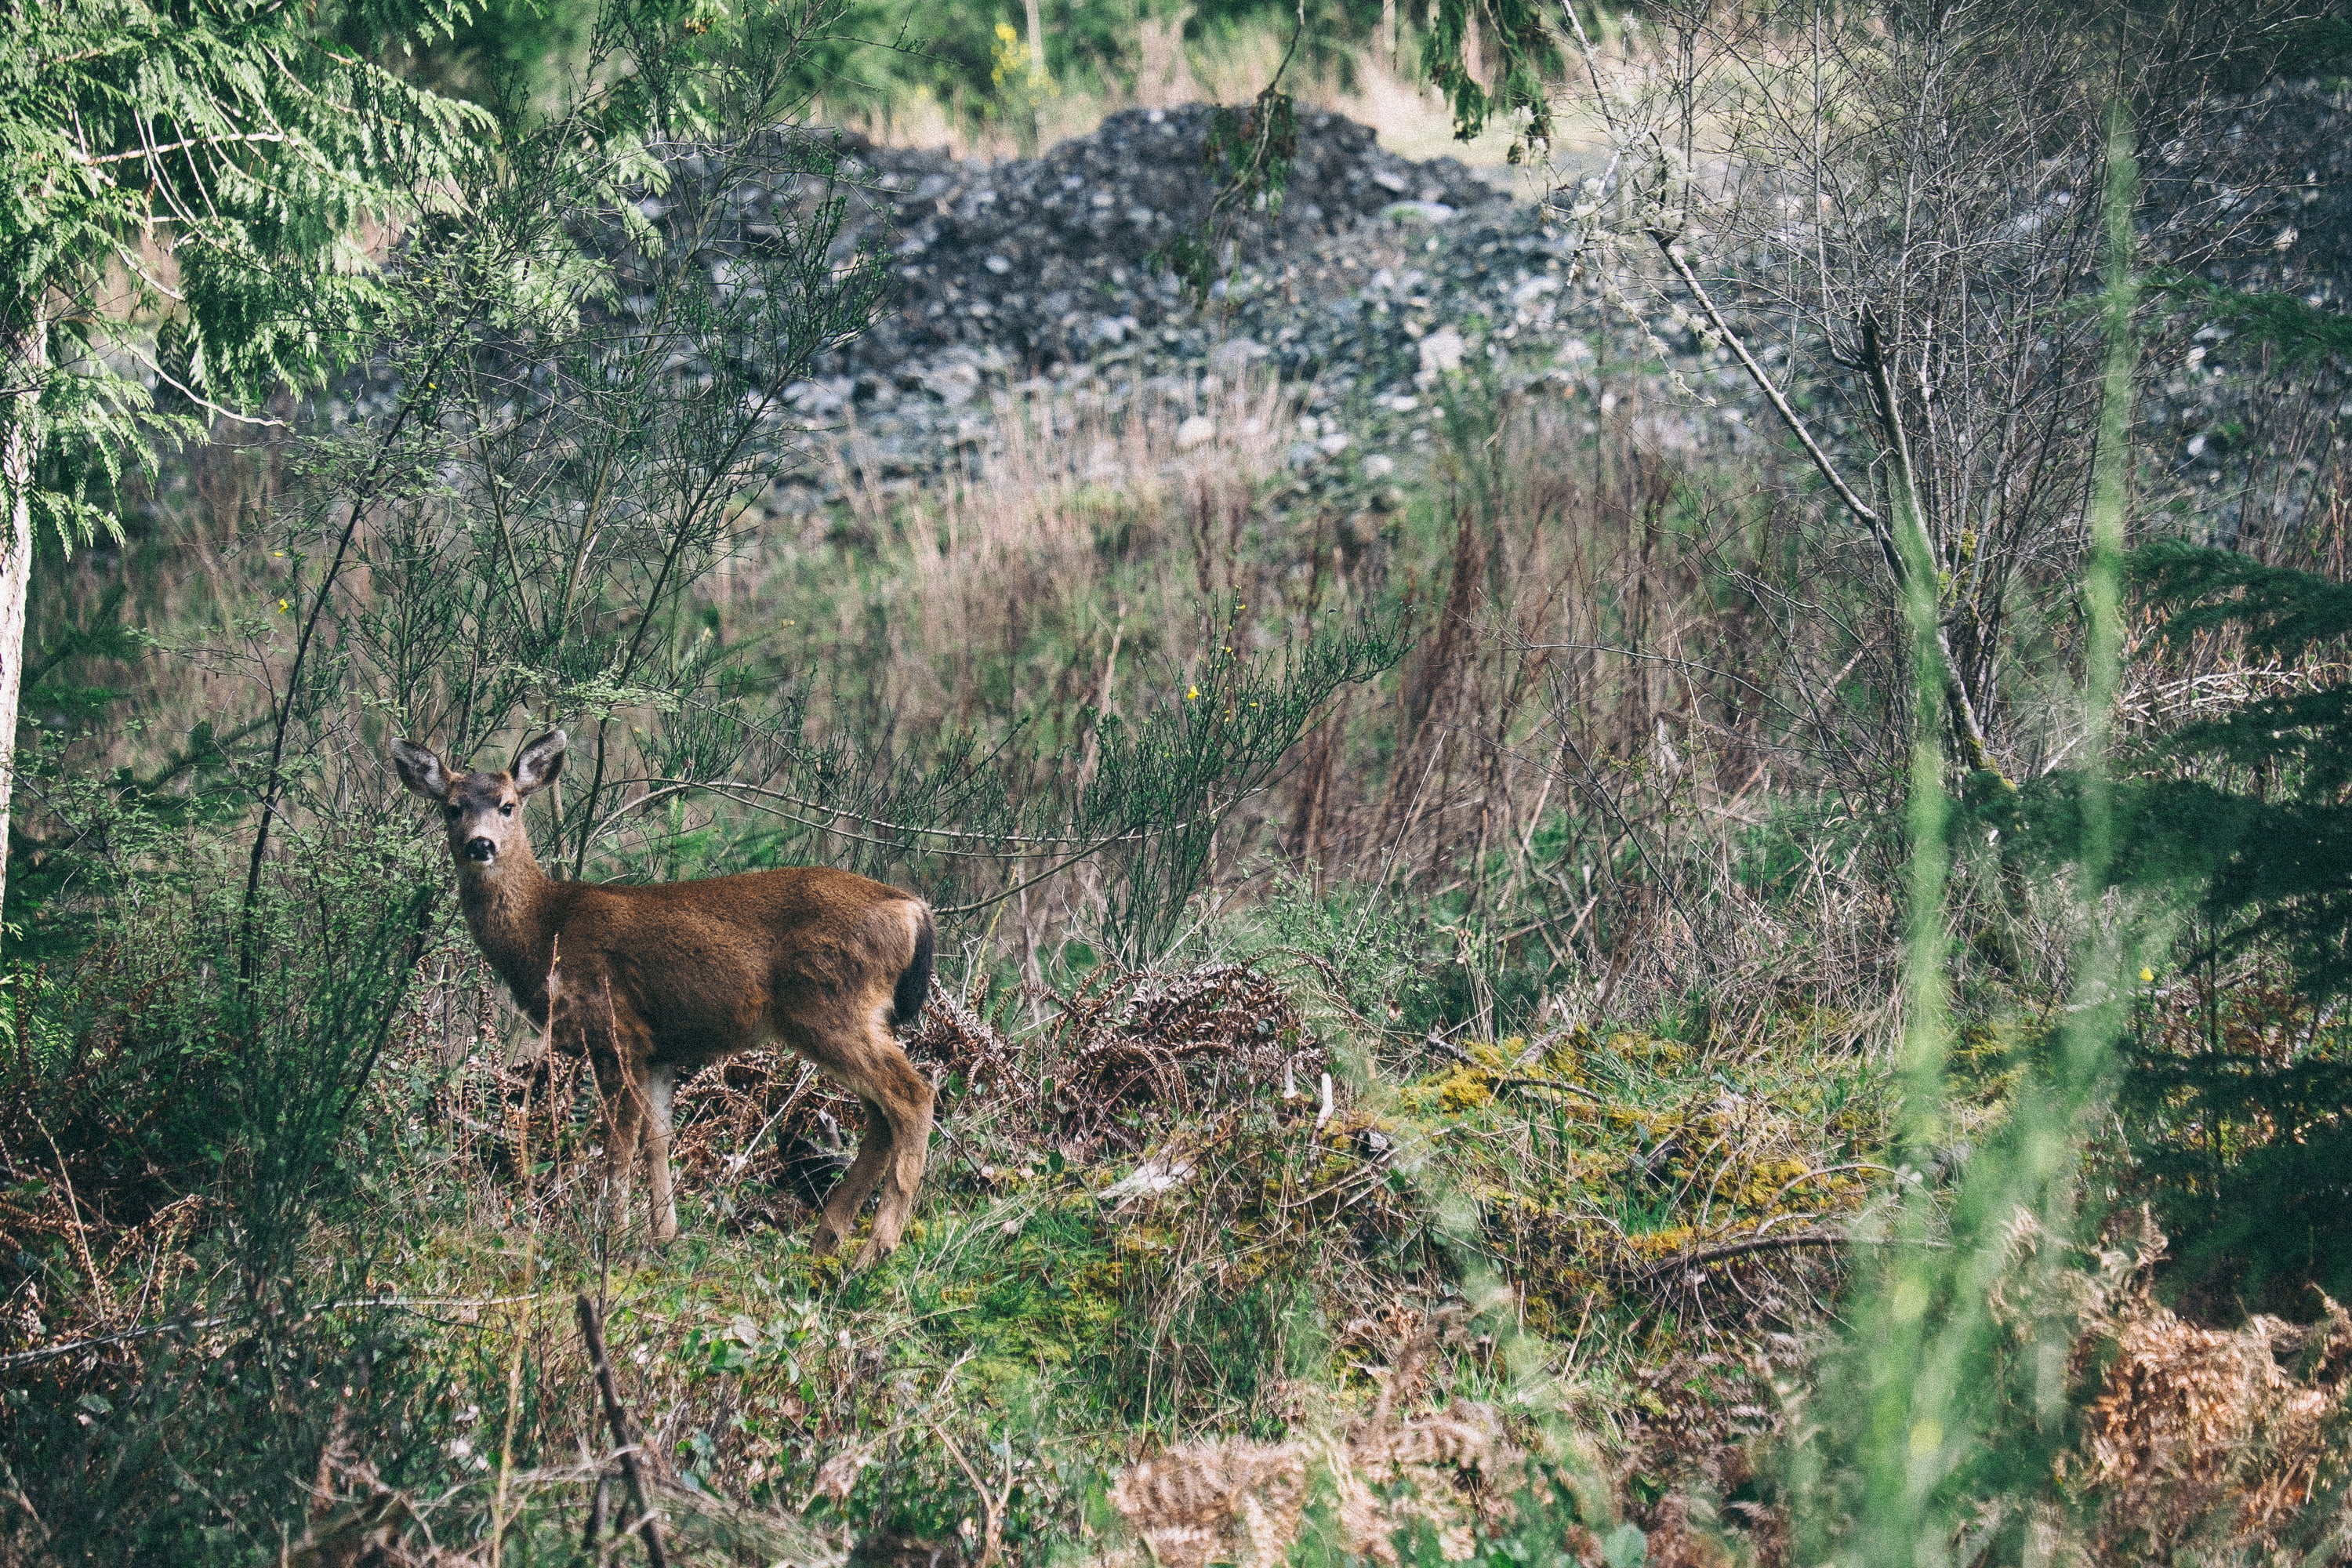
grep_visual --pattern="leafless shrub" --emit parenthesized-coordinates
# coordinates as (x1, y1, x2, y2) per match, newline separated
(1538, 0, 2335, 783)
(1053, 964, 1319, 1143)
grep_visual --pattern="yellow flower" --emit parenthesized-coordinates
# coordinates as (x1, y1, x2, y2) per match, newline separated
(990, 22, 1028, 88)
(278, 598, 290, 612)
(1185, 685, 1199, 701)
(2139, 967, 2155, 983)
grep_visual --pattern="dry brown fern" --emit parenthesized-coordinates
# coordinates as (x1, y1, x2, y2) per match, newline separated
(2075, 1292, 2352, 1560)
(1103, 1385, 1519, 1568)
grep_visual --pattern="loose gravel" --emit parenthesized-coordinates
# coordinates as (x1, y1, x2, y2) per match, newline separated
(739, 84, 2348, 544)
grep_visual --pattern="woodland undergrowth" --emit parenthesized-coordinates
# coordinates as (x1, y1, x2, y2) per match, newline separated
(5, 360, 2349, 1563)
(6, 12, 2352, 1533)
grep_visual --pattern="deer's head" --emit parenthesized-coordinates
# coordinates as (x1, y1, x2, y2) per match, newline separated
(390, 730, 567, 877)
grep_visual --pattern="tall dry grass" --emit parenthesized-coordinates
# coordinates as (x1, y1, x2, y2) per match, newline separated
(731, 367, 1900, 1025)
(24, 350, 1909, 1036)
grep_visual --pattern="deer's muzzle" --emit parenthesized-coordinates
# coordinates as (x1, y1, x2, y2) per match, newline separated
(464, 837, 497, 862)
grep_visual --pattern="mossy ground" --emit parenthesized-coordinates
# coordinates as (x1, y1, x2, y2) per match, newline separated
(302, 953, 1891, 1563)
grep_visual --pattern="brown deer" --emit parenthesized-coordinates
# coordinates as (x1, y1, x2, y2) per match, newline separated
(390, 729, 936, 1266)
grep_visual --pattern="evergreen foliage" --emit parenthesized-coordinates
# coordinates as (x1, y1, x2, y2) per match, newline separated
(1984, 529, 2352, 1308)
(2132, 538, 2352, 996)
(2152, 274, 2352, 368)
(2121, 539, 2352, 1308)
(0, 0, 491, 924)
(0, 0, 485, 550)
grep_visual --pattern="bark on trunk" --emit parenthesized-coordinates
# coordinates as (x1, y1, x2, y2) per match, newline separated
(1024, 0, 1046, 144)
(0, 324, 42, 931)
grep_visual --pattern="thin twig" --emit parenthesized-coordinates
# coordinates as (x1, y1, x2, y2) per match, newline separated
(1553, 717, 1704, 943)
(575, 1293, 670, 1568)
(1762, 1161, 1895, 1211)
(1650, 238, 1889, 543)
(1632, 1229, 1850, 1282)
(925, 1418, 1011, 1568)
(0, 1294, 543, 1371)
(1486, 1072, 1608, 1105)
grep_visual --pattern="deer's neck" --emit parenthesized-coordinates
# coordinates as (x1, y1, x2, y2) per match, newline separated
(458, 848, 560, 1022)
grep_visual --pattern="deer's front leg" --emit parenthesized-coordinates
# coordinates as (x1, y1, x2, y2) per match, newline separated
(644, 1063, 679, 1244)
(588, 1046, 645, 1240)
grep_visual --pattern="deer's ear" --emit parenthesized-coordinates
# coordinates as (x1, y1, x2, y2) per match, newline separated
(512, 730, 568, 796)
(390, 739, 452, 801)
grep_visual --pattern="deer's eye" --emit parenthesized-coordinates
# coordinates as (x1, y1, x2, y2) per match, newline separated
(500, 804, 514, 816)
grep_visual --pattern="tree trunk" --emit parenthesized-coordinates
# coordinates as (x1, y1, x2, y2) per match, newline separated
(0, 322, 42, 932)
(1024, 0, 1047, 145)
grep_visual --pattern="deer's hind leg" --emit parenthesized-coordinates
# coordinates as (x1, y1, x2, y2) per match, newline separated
(854, 1046, 935, 1267)
(790, 1018, 934, 1267)
(810, 1098, 893, 1258)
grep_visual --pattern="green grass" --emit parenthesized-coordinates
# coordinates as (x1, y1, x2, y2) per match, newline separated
(186, 930, 1888, 1562)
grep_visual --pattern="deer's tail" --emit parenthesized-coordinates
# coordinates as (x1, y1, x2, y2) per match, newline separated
(892, 903, 935, 1029)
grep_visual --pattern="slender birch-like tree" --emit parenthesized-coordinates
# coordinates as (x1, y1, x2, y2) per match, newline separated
(1419, 0, 2328, 780)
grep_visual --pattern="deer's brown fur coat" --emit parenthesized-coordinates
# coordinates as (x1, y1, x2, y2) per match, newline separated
(390, 730, 936, 1266)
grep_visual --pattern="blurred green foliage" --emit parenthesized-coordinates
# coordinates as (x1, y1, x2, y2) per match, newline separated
(424, 0, 1394, 131)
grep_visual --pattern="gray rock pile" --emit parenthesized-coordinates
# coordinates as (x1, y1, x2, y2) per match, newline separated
(824, 104, 1508, 387)
(760, 105, 1735, 514)
(343, 88, 2351, 538)
(764, 82, 2352, 529)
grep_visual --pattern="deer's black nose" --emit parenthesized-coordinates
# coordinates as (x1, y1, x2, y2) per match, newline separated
(463, 837, 496, 862)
